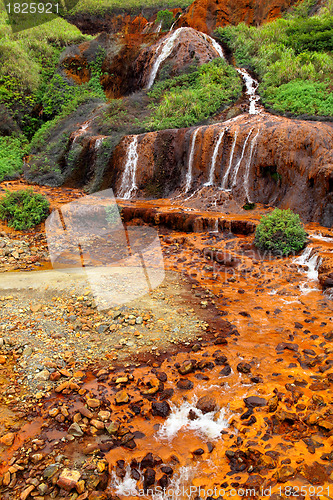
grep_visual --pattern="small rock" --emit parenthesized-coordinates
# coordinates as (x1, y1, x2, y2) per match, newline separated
(196, 395, 218, 414)
(0, 432, 15, 446)
(57, 468, 81, 491)
(151, 401, 171, 418)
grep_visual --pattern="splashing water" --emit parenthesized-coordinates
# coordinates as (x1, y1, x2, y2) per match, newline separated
(293, 246, 322, 294)
(111, 465, 199, 500)
(185, 128, 200, 193)
(236, 68, 261, 115)
(244, 128, 260, 202)
(221, 130, 238, 190)
(204, 129, 226, 187)
(231, 128, 253, 187)
(118, 136, 139, 199)
(158, 399, 229, 441)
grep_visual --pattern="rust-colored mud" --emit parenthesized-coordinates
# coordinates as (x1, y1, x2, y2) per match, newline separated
(0, 183, 333, 498)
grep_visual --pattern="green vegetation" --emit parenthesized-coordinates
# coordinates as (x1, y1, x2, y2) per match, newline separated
(156, 10, 175, 31)
(216, 4, 333, 117)
(105, 204, 122, 224)
(146, 59, 242, 130)
(254, 208, 307, 256)
(0, 136, 28, 181)
(0, 189, 50, 230)
(0, 4, 90, 136)
(69, 0, 191, 15)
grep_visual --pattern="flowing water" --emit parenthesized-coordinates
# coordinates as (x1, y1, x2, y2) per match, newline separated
(230, 128, 254, 187)
(147, 28, 225, 89)
(236, 68, 262, 115)
(243, 128, 260, 202)
(147, 28, 186, 89)
(118, 135, 139, 199)
(185, 128, 200, 193)
(220, 129, 238, 190)
(204, 129, 227, 186)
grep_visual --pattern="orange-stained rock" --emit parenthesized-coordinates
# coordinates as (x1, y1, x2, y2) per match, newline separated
(179, 0, 299, 34)
(107, 114, 333, 227)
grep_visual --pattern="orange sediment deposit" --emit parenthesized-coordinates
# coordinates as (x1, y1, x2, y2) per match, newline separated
(0, 185, 333, 498)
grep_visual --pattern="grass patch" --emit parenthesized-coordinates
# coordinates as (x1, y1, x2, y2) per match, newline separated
(215, 6, 333, 117)
(0, 189, 50, 230)
(0, 136, 28, 181)
(145, 58, 242, 130)
(69, 0, 192, 15)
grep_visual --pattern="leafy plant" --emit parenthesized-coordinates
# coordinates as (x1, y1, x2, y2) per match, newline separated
(215, 11, 333, 118)
(0, 135, 28, 181)
(254, 208, 307, 256)
(146, 58, 242, 130)
(0, 189, 50, 230)
(156, 10, 175, 31)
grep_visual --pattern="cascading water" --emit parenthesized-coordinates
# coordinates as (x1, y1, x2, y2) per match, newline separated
(231, 128, 253, 187)
(185, 128, 200, 193)
(147, 28, 225, 89)
(200, 32, 225, 59)
(204, 129, 226, 186)
(293, 246, 322, 294)
(155, 20, 162, 33)
(236, 68, 261, 115)
(94, 137, 104, 150)
(118, 136, 139, 199)
(220, 130, 238, 190)
(244, 128, 260, 202)
(147, 28, 185, 89)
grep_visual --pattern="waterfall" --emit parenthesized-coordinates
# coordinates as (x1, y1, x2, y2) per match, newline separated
(147, 28, 224, 89)
(244, 128, 260, 202)
(204, 129, 226, 186)
(118, 136, 139, 199)
(185, 128, 200, 193)
(201, 32, 225, 59)
(293, 246, 322, 294)
(236, 68, 261, 115)
(72, 122, 89, 143)
(231, 128, 253, 187)
(94, 137, 104, 150)
(220, 130, 238, 190)
(147, 28, 185, 89)
(155, 20, 162, 33)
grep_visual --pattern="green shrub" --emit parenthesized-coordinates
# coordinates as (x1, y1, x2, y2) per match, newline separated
(156, 10, 175, 31)
(215, 14, 333, 117)
(0, 136, 28, 181)
(146, 58, 242, 130)
(0, 189, 50, 230)
(254, 208, 307, 256)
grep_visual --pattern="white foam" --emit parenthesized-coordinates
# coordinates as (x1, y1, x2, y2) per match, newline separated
(158, 399, 229, 441)
(111, 468, 138, 496)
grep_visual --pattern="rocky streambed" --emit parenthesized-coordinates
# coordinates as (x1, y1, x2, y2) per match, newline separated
(0, 185, 333, 499)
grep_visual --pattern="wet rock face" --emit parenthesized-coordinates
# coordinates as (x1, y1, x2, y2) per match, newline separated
(318, 255, 333, 290)
(134, 27, 224, 89)
(110, 115, 333, 226)
(60, 32, 162, 98)
(179, 0, 299, 34)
